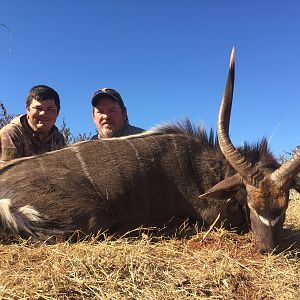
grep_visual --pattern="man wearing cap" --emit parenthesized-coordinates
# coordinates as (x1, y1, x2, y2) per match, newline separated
(91, 88, 145, 139)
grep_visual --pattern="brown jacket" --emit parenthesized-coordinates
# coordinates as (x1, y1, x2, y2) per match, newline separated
(0, 114, 66, 161)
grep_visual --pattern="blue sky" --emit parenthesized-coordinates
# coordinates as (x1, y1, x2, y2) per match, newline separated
(0, 1, 299, 157)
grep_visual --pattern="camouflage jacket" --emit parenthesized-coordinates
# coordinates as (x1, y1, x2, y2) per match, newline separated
(0, 114, 66, 161)
(90, 122, 145, 140)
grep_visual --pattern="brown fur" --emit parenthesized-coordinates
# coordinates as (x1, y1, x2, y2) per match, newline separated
(0, 120, 280, 242)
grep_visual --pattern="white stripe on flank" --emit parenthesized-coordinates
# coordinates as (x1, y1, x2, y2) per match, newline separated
(70, 146, 103, 199)
(71, 143, 117, 226)
(71, 146, 94, 184)
(38, 156, 47, 175)
(171, 134, 184, 173)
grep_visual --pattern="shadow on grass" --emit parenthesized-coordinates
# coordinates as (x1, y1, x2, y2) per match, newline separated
(280, 227, 300, 254)
(111, 218, 202, 241)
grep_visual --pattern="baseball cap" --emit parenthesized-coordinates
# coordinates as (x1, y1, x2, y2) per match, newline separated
(91, 88, 125, 110)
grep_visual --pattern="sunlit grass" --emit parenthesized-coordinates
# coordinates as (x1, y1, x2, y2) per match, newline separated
(0, 192, 300, 299)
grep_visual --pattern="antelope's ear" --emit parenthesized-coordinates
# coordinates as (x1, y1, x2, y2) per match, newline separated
(199, 174, 243, 200)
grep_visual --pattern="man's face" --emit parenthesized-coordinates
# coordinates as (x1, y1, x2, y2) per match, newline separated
(92, 97, 127, 138)
(26, 98, 58, 132)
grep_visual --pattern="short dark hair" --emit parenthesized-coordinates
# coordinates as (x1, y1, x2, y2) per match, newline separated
(26, 85, 61, 113)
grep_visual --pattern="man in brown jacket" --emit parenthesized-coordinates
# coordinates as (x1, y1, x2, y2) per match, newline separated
(0, 85, 65, 161)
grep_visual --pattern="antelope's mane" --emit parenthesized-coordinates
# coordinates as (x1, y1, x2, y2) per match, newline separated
(154, 118, 278, 166)
(153, 119, 217, 148)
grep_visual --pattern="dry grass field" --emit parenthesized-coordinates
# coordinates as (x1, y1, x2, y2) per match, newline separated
(1, 192, 300, 299)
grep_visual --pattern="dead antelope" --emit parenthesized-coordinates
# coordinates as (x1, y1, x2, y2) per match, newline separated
(0, 49, 298, 254)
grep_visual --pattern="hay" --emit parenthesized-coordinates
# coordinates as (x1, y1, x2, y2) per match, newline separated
(0, 192, 300, 299)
